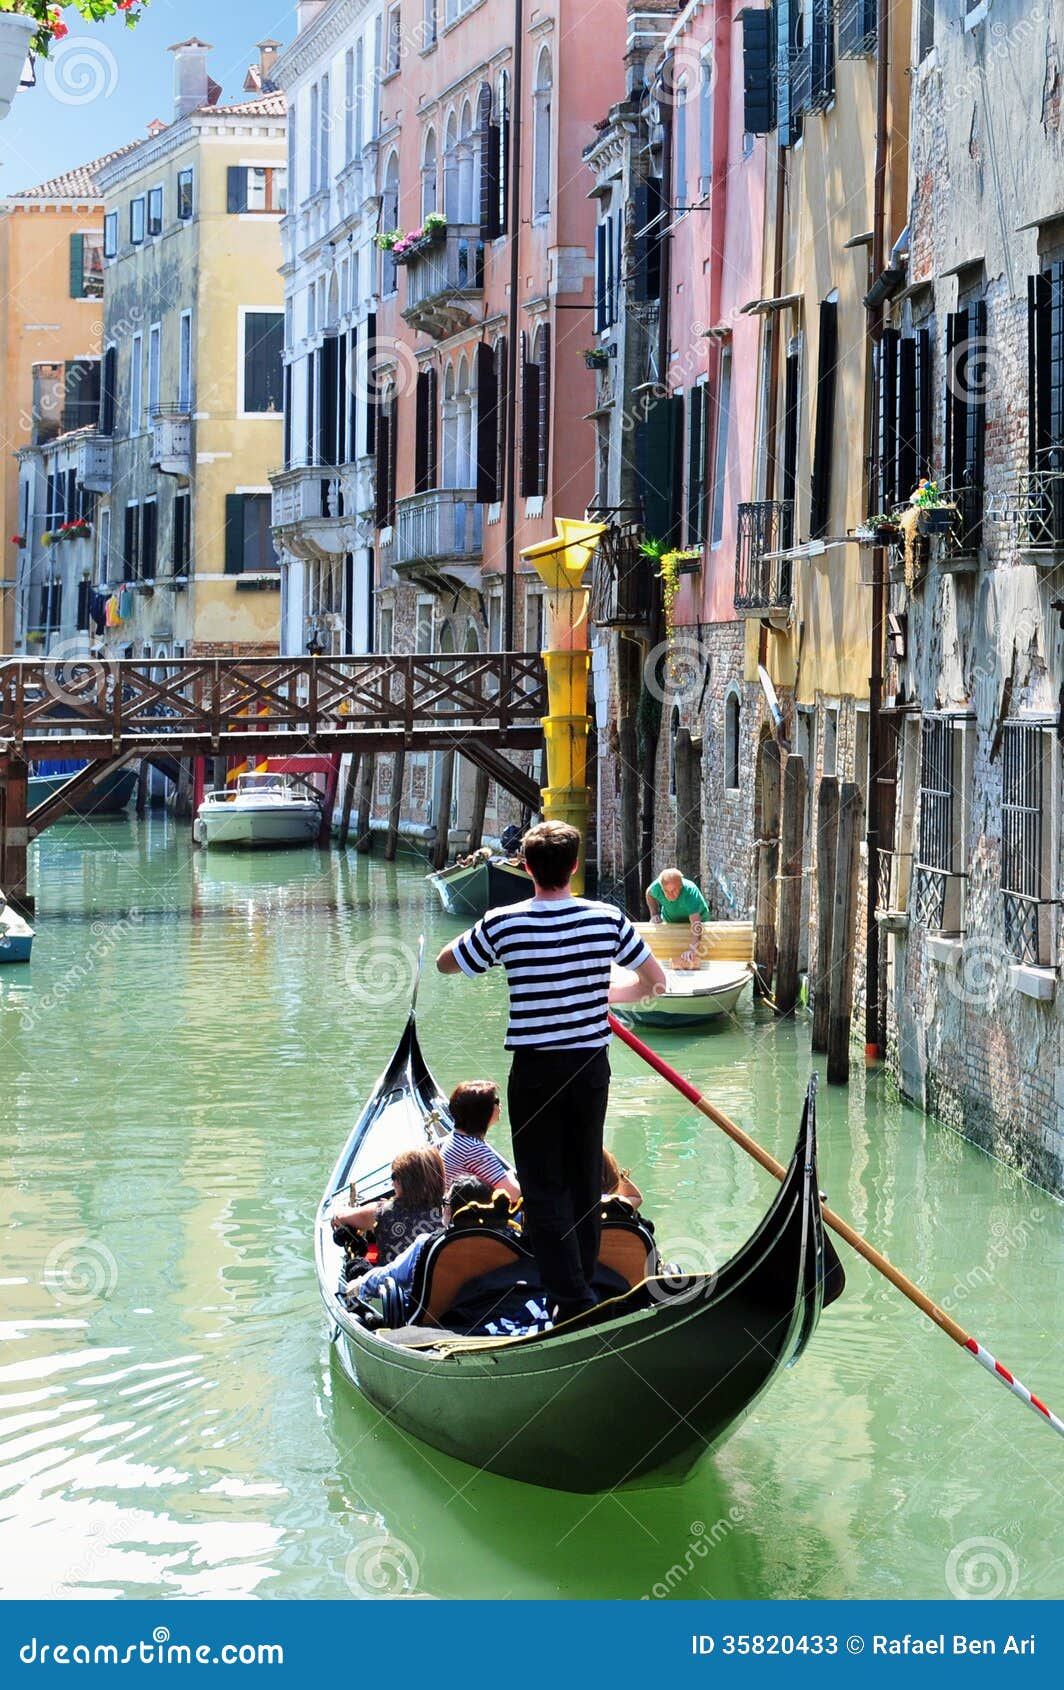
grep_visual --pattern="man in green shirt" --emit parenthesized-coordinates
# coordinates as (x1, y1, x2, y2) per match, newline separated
(646, 867, 710, 968)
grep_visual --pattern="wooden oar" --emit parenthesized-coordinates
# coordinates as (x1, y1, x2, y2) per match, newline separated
(608, 1011, 1064, 1444)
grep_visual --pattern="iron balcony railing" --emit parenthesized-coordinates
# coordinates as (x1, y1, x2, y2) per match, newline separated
(1017, 466, 1064, 551)
(734, 501, 794, 614)
(588, 517, 653, 629)
(838, 0, 877, 56)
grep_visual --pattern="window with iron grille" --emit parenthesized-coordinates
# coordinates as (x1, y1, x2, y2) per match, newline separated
(913, 717, 966, 933)
(1025, 261, 1064, 548)
(1001, 723, 1051, 966)
(877, 326, 933, 513)
(838, 0, 876, 56)
(944, 300, 987, 552)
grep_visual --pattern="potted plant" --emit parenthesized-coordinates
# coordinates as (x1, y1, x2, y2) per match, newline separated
(375, 228, 402, 252)
(855, 512, 901, 545)
(582, 347, 611, 370)
(911, 478, 956, 535)
(2, 4, 150, 118)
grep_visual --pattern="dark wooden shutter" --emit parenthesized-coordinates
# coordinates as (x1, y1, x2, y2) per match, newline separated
(375, 411, 390, 525)
(65, 469, 76, 524)
(425, 368, 437, 491)
(476, 341, 498, 503)
(809, 299, 838, 538)
(123, 504, 138, 582)
(100, 346, 117, 437)
(142, 501, 158, 579)
(69, 233, 85, 299)
(283, 363, 293, 468)
(493, 335, 507, 502)
(776, 0, 796, 147)
(946, 300, 986, 545)
(686, 385, 705, 547)
(224, 494, 245, 573)
(877, 327, 899, 511)
(811, 0, 836, 107)
(1030, 263, 1064, 472)
(77, 577, 91, 632)
(319, 336, 339, 466)
(388, 397, 398, 525)
(518, 330, 539, 497)
(347, 326, 359, 462)
(914, 326, 933, 483)
(305, 348, 316, 463)
(781, 345, 801, 516)
(536, 324, 551, 496)
(741, 7, 776, 134)
(635, 393, 684, 548)
(172, 493, 188, 573)
(478, 84, 500, 238)
(595, 221, 608, 334)
(632, 177, 663, 303)
(227, 167, 248, 213)
(245, 312, 284, 414)
(498, 83, 510, 236)
(365, 311, 377, 457)
(414, 369, 431, 493)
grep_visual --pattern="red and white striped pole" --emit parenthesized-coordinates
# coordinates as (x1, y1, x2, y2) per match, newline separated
(609, 1012, 1064, 1445)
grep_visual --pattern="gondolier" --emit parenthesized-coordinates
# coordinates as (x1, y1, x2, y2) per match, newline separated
(436, 820, 665, 1321)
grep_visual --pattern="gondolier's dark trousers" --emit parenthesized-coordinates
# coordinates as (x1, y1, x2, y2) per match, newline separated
(507, 1046, 610, 1319)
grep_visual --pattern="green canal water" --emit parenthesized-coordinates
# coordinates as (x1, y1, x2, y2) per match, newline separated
(1, 813, 1062, 1602)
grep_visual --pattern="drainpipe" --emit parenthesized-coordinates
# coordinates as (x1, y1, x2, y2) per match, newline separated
(864, 0, 891, 1060)
(502, 0, 525, 651)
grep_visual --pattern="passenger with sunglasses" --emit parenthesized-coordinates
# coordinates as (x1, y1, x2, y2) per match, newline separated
(441, 1080, 522, 1205)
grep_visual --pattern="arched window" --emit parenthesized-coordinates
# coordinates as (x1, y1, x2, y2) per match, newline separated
(532, 48, 552, 220)
(421, 128, 438, 219)
(456, 352, 476, 487)
(724, 689, 741, 792)
(441, 362, 458, 489)
(495, 70, 510, 235)
(380, 150, 400, 296)
(443, 110, 459, 221)
(458, 100, 475, 223)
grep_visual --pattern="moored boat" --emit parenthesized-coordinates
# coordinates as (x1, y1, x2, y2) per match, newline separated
(29, 761, 137, 818)
(0, 891, 34, 964)
(315, 958, 843, 1493)
(619, 919, 755, 1029)
(428, 848, 532, 918)
(195, 771, 322, 849)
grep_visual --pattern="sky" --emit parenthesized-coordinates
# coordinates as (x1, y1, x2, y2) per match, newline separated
(1, 0, 298, 195)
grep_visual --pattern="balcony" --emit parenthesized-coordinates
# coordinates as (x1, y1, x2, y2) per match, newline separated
(271, 462, 364, 562)
(1017, 467, 1064, 559)
(393, 488, 483, 592)
(74, 432, 113, 493)
(588, 516, 653, 628)
(734, 501, 794, 621)
(150, 408, 192, 477)
(401, 225, 484, 340)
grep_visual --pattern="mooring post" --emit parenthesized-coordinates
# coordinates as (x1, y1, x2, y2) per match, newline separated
(811, 776, 841, 1053)
(774, 752, 807, 1016)
(337, 751, 360, 850)
(827, 780, 862, 1085)
(384, 749, 405, 862)
(1, 756, 31, 909)
(355, 753, 375, 854)
(754, 740, 782, 996)
(433, 751, 455, 870)
(467, 764, 489, 853)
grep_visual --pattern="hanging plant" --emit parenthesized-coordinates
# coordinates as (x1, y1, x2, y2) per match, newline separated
(910, 476, 957, 534)
(375, 228, 403, 251)
(656, 547, 702, 640)
(1, 1, 150, 57)
(581, 347, 610, 370)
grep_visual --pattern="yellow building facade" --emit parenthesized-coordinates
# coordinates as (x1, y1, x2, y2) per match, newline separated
(93, 41, 286, 659)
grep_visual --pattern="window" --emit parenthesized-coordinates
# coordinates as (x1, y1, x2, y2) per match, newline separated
(876, 325, 933, 514)
(178, 311, 193, 411)
(380, 151, 400, 295)
(310, 83, 320, 193)
(724, 691, 741, 791)
(945, 299, 987, 551)
(519, 325, 550, 497)
(242, 311, 284, 414)
(1026, 262, 1064, 548)
(345, 47, 355, 163)
(917, 0, 935, 59)
(914, 717, 971, 935)
(524, 589, 544, 654)
(1001, 723, 1053, 966)
(386, 4, 402, 75)
(822, 704, 839, 778)
(488, 594, 501, 653)
(421, 128, 438, 218)
(632, 174, 664, 303)
(147, 324, 161, 420)
(476, 339, 505, 504)
(100, 345, 117, 437)
(675, 78, 689, 211)
(228, 166, 287, 213)
(495, 72, 510, 237)
(838, 0, 877, 56)
(148, 186, 163, 236)
(379, 605, 394, 654)
(414, 366, 438, 493)
(141, 498, 158, 581)
(594, 213, 621, 333)
(415, 599, 434, 654)
(123, 502, 139, 582)
(129, 332, 143, 434)
(319, 72, 331, 184)
(96, 506, 111, 587)
(532, 48, 552, 221)
(809, 298, 838, 538)
(698, 56, 713, 195)
(375, 388, 398, 526)
(69, 232, 104, 299)
(177, 168, 194, 220)
(354, 37, 365, 153)
(685, 384, 707, 549)
(103, 212, 118, 260)
(172, 489, 190, 575)
(710, 353, 732, 547)
(742, 7, 777, 134)
(130, 197, 145, 245)
(424, 0, 438, 46)
(224, 494, 279, 574)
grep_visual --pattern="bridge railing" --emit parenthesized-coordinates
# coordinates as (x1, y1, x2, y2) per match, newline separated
(0, 654, 547, 751)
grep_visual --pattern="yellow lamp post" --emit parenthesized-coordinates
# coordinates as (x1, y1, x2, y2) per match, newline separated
(520, 520, 605, 896)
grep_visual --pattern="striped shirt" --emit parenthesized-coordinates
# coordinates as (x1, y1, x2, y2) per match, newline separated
(441, 1129, 512, 1188)
(452, 897, 650, 1050)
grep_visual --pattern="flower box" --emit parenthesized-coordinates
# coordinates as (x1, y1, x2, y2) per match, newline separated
(917, 506, 954, 536)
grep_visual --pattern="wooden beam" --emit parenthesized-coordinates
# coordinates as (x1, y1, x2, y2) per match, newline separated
(827, 781, 862, 1085)
(433, 751, 455, 870)
(385, 749, 405, 861)
(811, 776, 841, 1053)
(774, 752, 807, 1016)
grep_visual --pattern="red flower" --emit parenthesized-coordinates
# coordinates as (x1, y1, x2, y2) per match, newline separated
(11, 536, 25, 547)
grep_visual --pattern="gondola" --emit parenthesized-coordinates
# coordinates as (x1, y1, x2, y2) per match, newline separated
(315, 949, 844, 1493)
(427, 851, 532, 919)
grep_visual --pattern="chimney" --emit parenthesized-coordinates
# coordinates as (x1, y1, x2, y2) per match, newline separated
(169, 37, 213, 120)
(258, 40, 281, 84)
(296, 3, 329, 34)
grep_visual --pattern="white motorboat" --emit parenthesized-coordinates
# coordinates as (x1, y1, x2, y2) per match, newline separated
(614, 920, 755, 1029)
(194, 772, 323, 850)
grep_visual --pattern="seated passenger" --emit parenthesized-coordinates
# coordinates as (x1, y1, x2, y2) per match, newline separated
(330, 1145, 445, 1266)
(441, 1080, 521, 1204)
(354, 1175, 494, 1302)
(602, 1148, 644, 1210)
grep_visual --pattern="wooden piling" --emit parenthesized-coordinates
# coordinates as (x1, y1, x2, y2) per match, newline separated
(1, 755, 30, 906)
(774, 752, 807, 1016)
(433, 751, 455, 870)
(811, 776, 841, 1053)
(175, 759, 193, 819)
(355, 753, 375, 854)
(384, 749, 405, 861)
(618, 716, 642, 917)
(674, 728, 702, 886)
(754, 740, 782, 995)
(336, 751, 360, 849)
(827, 781, 862, 1085)
(468, 765, 489, 853)
(135, 759, 149, 815)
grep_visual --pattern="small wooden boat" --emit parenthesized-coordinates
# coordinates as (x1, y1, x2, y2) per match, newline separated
(195, 772, 322, 849)
(428, 850, 532, 918)
(0, 890, 34, 964)
(315, 952, 843, 1493)
(619, 919, 754, 1029)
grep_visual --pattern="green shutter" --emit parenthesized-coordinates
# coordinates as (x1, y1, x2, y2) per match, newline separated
(224, 495, 245, 574)
(69, 233, 85, 299)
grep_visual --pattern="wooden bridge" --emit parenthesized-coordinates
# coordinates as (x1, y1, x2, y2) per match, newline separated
(0, 653, 547, 901)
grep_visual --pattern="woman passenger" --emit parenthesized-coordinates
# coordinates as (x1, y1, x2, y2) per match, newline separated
(330, 1145, 446, 1265)
(602, 1148, 644, 1209)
